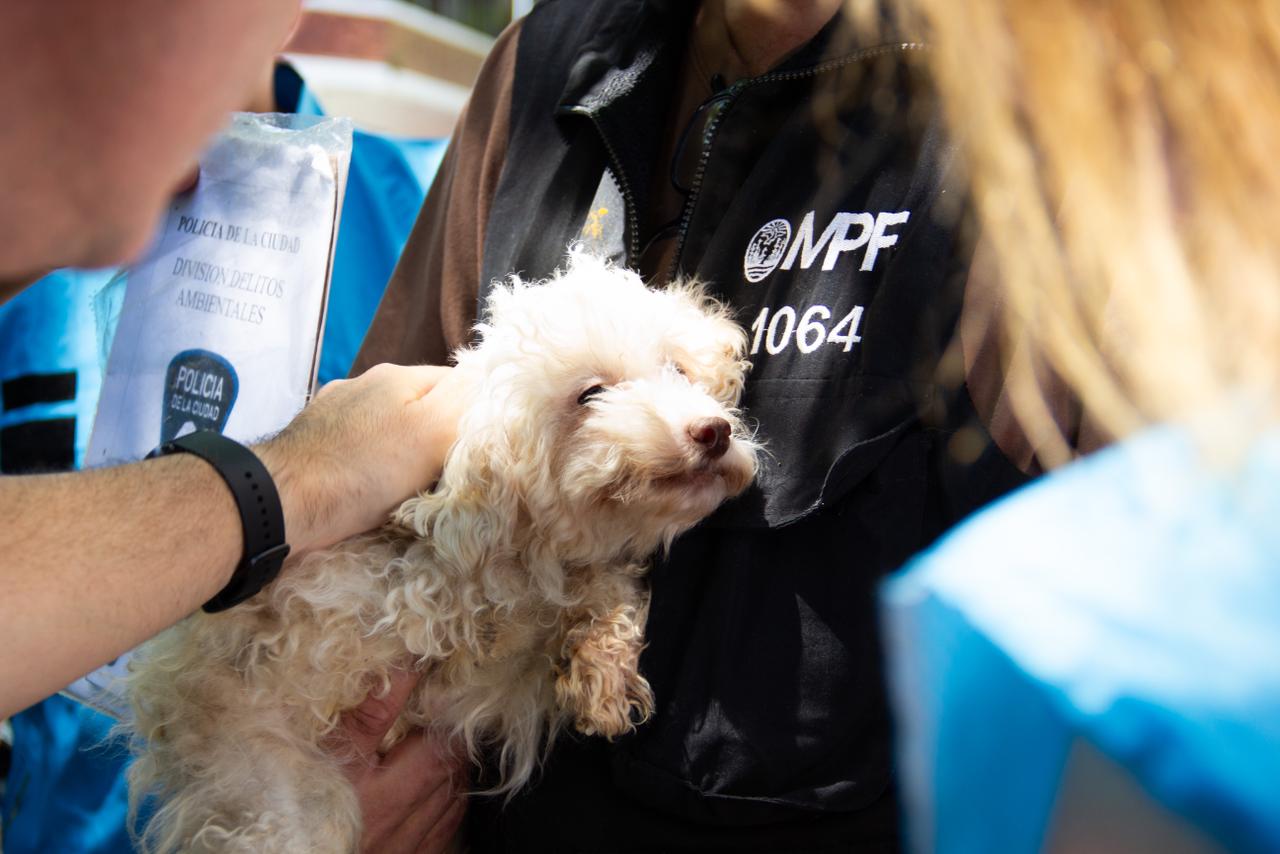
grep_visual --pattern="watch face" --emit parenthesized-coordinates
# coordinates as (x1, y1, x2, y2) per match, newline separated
(161, 349, 239, 444)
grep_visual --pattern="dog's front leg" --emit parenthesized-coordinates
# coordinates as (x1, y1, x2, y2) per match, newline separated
(554, 591, 654, 739)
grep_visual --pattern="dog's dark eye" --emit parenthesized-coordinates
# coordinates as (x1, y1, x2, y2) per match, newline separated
(577, 385, 606, 405)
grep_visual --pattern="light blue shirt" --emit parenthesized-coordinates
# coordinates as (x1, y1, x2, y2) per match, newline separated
(883, 425, 1280, 853)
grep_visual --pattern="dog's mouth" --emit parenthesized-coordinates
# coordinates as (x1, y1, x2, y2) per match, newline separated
(595, 439, 756, 509)
(654, 467, 722, 491)
(654, 453, 751, 493)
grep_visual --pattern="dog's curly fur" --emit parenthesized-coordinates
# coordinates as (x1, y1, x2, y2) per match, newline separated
(124, 253, 759, 853)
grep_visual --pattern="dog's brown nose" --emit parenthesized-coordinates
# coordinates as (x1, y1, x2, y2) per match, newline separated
(688, 417, 731, 459)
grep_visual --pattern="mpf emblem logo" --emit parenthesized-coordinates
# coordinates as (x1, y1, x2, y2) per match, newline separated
(743, 210, 911, 282)
(743, 218, 792, 283)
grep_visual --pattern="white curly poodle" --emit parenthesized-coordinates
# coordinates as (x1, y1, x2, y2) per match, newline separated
(125, 252, 759, 853)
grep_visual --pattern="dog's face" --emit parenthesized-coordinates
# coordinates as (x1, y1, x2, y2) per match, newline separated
(402, 253, 758, 568)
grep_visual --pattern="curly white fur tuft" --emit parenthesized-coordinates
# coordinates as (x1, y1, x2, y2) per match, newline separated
(125, 252, 759, 853)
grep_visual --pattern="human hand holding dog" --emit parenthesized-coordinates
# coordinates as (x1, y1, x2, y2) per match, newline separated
(258, 363, 467, 554)
(338, 669, 468, 854)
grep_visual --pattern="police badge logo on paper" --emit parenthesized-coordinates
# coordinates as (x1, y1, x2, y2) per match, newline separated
(162, 349, 238, 441)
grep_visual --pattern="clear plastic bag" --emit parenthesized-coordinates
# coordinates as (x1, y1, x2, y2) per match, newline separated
(70, 112, 353, 717)
(86, 111, 351, 466)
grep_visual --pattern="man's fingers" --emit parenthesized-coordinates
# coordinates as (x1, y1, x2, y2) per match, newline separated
(370, 793, 463, 854)
(354, 362, 451, 399)
(317, 364, 449, 406)
(419, 794, 467, 853)
(353, 729, 467, 854)
(311, 376, 347, 401)
(399, 364, 453, 399)
(339, 669, 420, 760)
(376, 764, 466, 854)
(379, 727, 465, 796)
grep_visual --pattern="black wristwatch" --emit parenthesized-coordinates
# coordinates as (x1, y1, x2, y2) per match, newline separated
(148, 430, 290, 612)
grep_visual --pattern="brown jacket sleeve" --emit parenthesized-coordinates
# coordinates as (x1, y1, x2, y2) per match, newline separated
(350, 19, 522, 374)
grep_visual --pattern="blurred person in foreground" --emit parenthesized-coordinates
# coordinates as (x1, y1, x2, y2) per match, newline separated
(0, 2, 464, 850)
(354, 0, 1033, 849)
(883, 1, 1280, 851)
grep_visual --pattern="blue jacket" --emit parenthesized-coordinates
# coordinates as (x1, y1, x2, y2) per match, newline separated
(884, 425, 1280, 853)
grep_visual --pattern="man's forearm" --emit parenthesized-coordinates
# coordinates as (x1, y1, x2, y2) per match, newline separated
(0, 455, 242, 716)
(0, 362, 460, 718)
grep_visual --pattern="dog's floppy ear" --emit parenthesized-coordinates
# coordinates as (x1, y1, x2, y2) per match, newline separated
(392, 422, 572, 604)
(391, 430, 521, 580)
(665, 279, 751, 406)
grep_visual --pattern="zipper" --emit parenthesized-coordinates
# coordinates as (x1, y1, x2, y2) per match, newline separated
(559, 11, 662, 267)
(567, 106, 645, 265)
(665, 42, 928, 284)
(564, 42, 665, 268)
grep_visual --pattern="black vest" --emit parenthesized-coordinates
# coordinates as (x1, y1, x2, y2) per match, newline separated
(470, 1, 1028, 849)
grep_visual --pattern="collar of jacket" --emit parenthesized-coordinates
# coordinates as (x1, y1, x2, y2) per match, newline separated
(546, 0, 924, 268)
(554, 0, 915, 118)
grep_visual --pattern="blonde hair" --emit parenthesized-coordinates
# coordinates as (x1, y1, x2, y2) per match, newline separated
(905, 0, 1280, 464)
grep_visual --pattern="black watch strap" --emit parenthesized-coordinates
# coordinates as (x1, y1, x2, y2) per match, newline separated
(148, 430, 290, 612)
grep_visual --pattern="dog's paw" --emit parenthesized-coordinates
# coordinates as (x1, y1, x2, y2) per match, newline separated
(555, 605, 653, 738)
